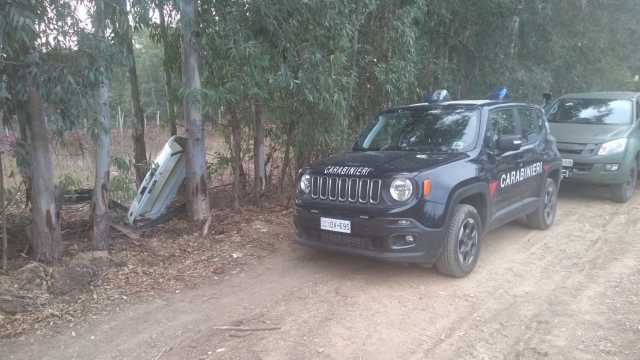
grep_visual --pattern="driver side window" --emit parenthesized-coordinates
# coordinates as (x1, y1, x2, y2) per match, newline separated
(486, 108, 517, 150)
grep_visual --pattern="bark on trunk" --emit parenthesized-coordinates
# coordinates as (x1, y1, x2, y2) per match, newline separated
(27, 87, 62, 265)
(89, 0, 112, 250)
(1, 153, 6, 271)
(181, 0, 209, 221)
(119, 0, 147, 187)
(253, 99, 266, 206)
(229, 108, 242, 209)
(158, 2, 177, 137)
(16, 106, 32, 208)
(279, 121, 294, 192)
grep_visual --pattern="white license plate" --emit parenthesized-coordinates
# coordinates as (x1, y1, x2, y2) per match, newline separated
(562, 158, 574, 167)
(320, 217, 351, 234)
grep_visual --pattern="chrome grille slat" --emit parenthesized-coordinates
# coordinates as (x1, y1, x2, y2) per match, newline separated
(310, 175, 382, 204)
(319, 176, 329, 199)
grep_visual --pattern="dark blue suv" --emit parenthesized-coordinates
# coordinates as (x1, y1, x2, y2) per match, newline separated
(294, 99, 563, 277)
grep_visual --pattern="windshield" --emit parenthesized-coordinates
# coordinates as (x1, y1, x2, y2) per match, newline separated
(354, 107, 480, 152)
(547, 98, 632, 125)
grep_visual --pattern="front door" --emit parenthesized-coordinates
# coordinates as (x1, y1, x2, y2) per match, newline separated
(486, 107, 525, 212)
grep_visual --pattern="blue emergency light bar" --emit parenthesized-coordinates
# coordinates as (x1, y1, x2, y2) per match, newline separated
(489, 86, 511, 101)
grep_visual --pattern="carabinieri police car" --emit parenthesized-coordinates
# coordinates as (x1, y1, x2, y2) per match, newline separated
(294, 90, 563, 277)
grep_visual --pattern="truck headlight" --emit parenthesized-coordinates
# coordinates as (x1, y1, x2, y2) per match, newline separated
(390, 178, 413, 202)
(299, 174, 311, 194)
(598, 138, 627, 156)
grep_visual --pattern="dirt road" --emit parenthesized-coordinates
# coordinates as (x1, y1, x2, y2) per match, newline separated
(4, 184, 640, 360)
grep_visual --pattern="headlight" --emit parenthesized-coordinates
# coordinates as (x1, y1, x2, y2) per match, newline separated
(299, 174, 311, 194)
(390, 178, 413, 202)
(598, 138, 627, 156)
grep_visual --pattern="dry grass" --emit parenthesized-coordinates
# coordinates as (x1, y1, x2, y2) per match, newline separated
(4, 125, 229, 193)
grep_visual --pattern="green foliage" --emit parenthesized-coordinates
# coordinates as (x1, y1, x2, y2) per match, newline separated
(110, 155, 136, 203)
(57, 173, 82, 193)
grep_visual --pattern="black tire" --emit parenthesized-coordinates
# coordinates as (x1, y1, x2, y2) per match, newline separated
(435, 204, 482, 278)
(525, 178, 558, 230)
(611, 165, 637, 203)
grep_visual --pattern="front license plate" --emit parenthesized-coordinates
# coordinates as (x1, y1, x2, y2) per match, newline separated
(320, 217, 351, 234)
(562, 158, 574, 167)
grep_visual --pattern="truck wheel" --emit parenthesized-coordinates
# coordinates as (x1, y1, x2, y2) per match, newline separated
(435, 204, 481, 278)
(526, 178, 558, 230)
(611, 165, 637, 203)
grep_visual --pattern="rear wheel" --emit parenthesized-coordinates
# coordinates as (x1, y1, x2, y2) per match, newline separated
(435, 204, 481, 278)
(611, 165, 637, 203)
(526, 178, 558, 230)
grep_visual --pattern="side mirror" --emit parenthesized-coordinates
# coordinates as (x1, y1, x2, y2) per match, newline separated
(497, 135, 524, 152)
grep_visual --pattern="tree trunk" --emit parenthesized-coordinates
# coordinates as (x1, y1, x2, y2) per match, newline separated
(89, 0, 112, 250)
(1, 153, 7, 271)
(253, 99, 266, 206)
(16, 106, 32, 208)
(279, 121, 294, 192)
(119, 0, 147, 187)
(229, 107, 242, 209)
(27, 87, 62, 265)
(158, 1, 177, 137)
(181, 0, 209, 221)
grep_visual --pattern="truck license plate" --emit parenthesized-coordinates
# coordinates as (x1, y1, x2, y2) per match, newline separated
(561, 159, 573, 178)
(320, 217, 351, 234)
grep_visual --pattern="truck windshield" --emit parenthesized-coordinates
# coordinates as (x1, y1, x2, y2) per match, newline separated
(547, 98, 632, 125)
(354, 107, 480, 152)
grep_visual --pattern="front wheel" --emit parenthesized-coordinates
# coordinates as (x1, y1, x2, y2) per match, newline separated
(610, 165, 637, 203)
(435, 204, 481, 278)
(525, 178, 558, 230)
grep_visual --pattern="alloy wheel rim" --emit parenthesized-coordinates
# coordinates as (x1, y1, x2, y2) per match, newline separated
(457, 218, 478, 266)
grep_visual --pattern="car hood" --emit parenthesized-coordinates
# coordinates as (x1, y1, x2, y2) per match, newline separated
(313, 151, 467, 177)
(549, 123, 631, 144)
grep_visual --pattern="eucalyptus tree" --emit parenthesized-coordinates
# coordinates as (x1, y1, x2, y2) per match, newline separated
(150, 0, 181, 136)
(112, 0, 148, 186)
(181, 0, 209, 220)
(0, 0, 89, 264)
(89, 0, 113, 250)
(200, 0, 270, 208)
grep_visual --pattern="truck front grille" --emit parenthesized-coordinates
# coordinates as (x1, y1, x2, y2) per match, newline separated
(310, 176, 382, 204)
(557, 142, 598, 156)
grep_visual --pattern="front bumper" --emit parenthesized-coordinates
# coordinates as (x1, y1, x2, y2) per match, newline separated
(294, 207, 445, 265)
(562, 154, 631, 185)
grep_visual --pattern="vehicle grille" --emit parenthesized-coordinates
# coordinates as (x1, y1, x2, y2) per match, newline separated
(310, 175, 382, 204)
(557, 142, 598, 156)
(302, 229, 383, 251)
(573, 162, 594, 172)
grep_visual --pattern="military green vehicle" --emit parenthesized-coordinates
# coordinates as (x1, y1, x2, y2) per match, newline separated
(546, 92, 640, 202)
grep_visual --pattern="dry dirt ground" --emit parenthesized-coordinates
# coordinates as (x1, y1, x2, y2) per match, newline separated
(3, 184, 640, 360)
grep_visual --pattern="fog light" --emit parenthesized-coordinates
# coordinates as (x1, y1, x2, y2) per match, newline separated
(391, 235, 416, 249)
(605, 163, 620, 172)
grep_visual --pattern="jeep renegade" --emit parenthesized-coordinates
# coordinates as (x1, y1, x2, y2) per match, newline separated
(294, 100, 563, 277)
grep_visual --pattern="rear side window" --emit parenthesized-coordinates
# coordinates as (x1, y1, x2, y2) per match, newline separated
(518, 107, 543, 144)
(486, 108, 518, 149)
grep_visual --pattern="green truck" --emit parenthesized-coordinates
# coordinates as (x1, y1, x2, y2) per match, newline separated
(546, 92, 640, 202)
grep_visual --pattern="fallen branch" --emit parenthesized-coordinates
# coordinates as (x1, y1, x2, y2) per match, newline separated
(110, 223, 140, 240)
(212, 326, 281, 332)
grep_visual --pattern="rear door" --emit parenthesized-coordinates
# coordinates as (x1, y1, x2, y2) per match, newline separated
(516, 106, 547, 199)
